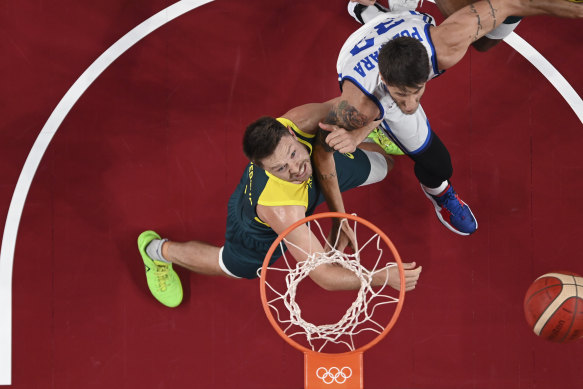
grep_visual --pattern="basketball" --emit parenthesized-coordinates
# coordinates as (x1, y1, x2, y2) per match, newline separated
(523, 271, 583, 342)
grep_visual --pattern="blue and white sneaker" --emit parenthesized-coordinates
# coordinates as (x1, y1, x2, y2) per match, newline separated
(424, 184, 477, 236)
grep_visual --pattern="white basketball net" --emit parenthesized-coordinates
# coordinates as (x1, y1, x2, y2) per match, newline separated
(261, 218, 401, 352)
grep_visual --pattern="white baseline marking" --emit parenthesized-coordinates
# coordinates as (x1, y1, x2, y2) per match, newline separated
(1, 4, 582, 387)
(0, 0, 213, 385)
(505, 33, 583, 124)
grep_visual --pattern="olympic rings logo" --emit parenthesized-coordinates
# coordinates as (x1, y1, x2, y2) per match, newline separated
(316, 366, 353, 384)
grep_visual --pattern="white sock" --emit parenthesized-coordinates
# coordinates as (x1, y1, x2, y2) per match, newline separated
(388, 0, 421, 12)
(422, 181, 448, 196)
(347, 1, 388, 25)
(146, 239, 170, 263)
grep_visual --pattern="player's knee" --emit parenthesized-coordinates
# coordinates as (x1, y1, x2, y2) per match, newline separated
(356, 148, 392, 187)
(366, 151, 391, 185)
(414, 163, 452, 188)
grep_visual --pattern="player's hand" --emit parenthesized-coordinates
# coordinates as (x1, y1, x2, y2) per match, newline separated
(386, 262, 422, 291)
(350, 0, 376, 5)
(319, 123, 359, 154)
(327, 218, 356, 252)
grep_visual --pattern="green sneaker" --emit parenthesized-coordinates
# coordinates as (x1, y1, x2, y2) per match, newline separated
(137, 230, 183, 308)
(367, 127, 405, 155)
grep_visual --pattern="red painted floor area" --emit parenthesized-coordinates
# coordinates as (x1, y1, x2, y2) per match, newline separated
(1, 1, 583, 388)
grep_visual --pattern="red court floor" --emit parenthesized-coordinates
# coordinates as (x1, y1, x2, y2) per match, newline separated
(1, 0, 583, 388)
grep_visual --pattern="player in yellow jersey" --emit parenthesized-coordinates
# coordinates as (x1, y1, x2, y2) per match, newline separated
(137, 99, 422, 307)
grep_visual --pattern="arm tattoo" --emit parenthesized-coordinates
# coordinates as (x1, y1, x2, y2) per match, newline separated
(486, 0, 498, 30)
(469, 0, 498, 42)
(324, 100, 369, 130)
(316, 100, 370, 153)
(468, 4, 483, 42)
(317, 171, 337, 181)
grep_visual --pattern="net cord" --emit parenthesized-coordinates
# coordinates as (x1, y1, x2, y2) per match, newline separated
(262, 218, 400, 352)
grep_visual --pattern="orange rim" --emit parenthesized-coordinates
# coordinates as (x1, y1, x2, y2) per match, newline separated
(259, 212, 405, 356)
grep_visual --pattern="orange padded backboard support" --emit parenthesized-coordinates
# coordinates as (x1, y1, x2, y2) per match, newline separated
(305, 351, 363, 389)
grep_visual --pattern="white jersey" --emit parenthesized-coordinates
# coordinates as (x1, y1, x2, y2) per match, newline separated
(337, 11, 442, 154)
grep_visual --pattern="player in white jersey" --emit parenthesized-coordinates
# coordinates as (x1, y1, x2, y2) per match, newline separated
(313, 0, 582, 240)
(337, 11, 441, 152)
(332, 10, 477, 236)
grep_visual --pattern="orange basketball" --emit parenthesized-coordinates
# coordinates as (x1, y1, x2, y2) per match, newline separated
(523, 271, 583, 342)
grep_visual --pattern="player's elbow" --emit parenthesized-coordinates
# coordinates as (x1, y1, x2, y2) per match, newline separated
(433, 28, 470, 70)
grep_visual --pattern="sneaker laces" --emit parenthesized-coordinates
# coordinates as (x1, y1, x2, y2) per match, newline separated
(371, 128, 395, 148)
(154, 262, 170, 291)
(373, 128, 388, 144)
(439, 190, 466, 219)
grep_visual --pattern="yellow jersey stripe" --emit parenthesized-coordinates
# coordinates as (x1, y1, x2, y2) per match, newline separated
(257, 170, 309, 209)
(276, 117, 315, 139)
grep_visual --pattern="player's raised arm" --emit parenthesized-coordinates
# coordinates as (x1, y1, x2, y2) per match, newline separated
(313, 81, 380, 212)
(311, 83, 378, 248)
(279, 97, 342, 135)
(256, 203, 421, 292)
(433, 0, 583, 70)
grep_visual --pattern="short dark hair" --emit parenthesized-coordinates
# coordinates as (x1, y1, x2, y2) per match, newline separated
(242, 116, 290, 167)
(378, 37, 430, 89)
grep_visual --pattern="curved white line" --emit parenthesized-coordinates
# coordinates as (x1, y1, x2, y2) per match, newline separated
(0, 0, 213, 384)
(423, 0, 583, 122)
(505, 32, 583, 124)
(0, 4, 581, 387)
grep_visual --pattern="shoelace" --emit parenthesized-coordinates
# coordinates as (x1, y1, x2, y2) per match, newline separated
(439, 190, 465, 218)
(378, 134, 391, 147)
(154, 263, 170, 291)
(371, 128, 402, 154)
(371, 129, 388, 146)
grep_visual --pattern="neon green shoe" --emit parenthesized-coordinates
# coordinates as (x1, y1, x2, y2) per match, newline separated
(367, 127, 405, 155)
(138, 230, 183, 308)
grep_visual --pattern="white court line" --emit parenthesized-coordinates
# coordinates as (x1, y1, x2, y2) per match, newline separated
(505, 32, 583, 124)
(0, 5, 582, 387)
(0, 0, 213, 385)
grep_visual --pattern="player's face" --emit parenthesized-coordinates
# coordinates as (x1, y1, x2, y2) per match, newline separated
(260, 130, 312, 184)
(385, 83, 426, 115)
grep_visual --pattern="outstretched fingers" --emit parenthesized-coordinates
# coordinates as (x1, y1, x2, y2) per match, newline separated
(402, 262, 422, 291)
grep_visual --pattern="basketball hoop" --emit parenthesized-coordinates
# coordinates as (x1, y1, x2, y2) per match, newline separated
(259, 212, 406, 388)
